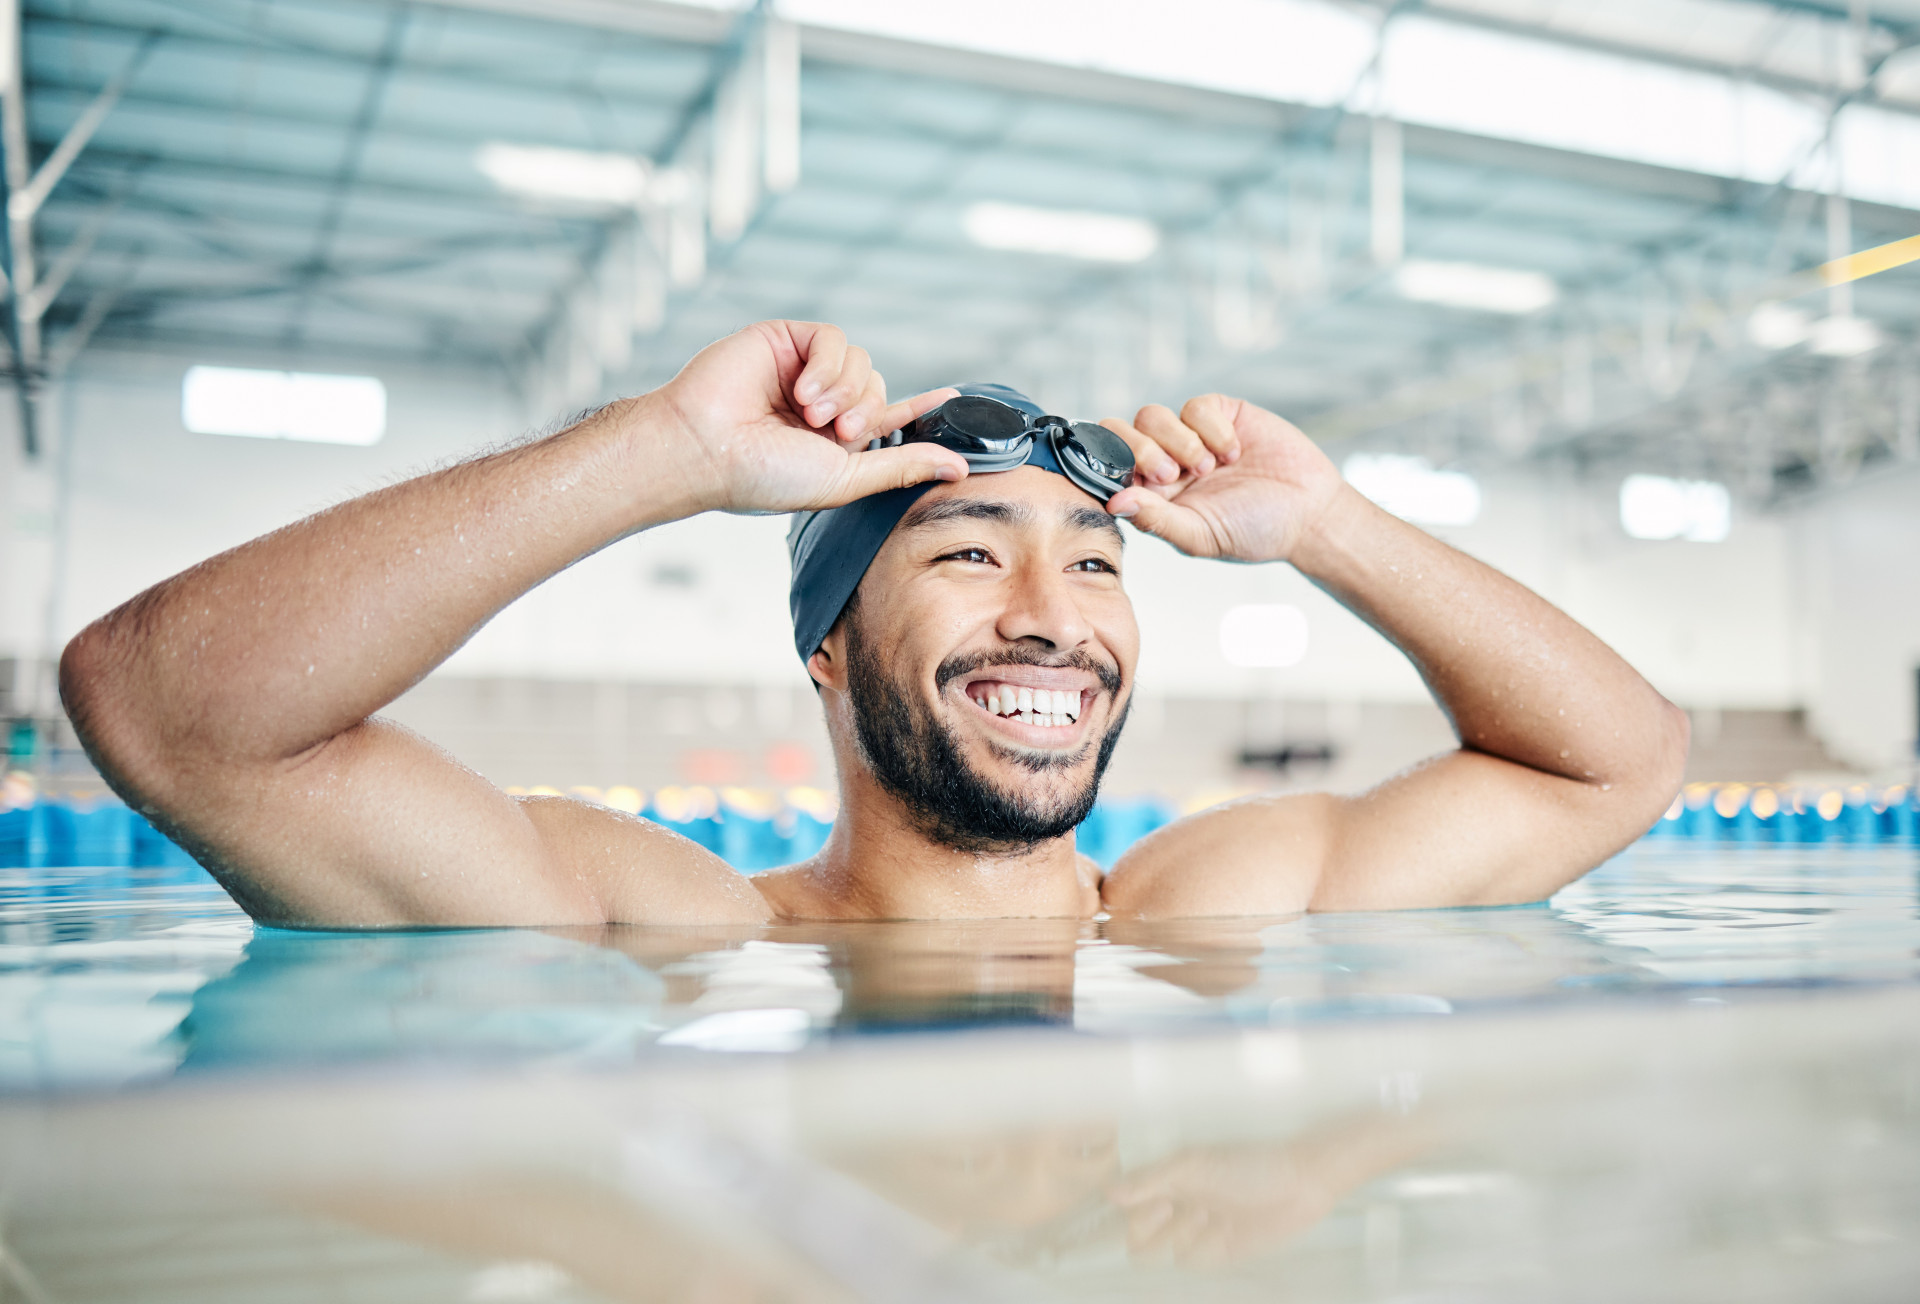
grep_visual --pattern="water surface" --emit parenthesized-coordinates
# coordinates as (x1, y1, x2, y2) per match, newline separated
(5, 843, 1915, 1090)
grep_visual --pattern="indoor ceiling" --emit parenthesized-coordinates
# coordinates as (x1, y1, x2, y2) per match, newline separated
(8, 0, 1920, 501)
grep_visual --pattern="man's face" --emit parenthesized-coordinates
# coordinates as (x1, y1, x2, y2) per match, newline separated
(816, 467, 1139, 853)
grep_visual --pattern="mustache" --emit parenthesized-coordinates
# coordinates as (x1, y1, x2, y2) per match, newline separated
(933, 645, 1123, 697)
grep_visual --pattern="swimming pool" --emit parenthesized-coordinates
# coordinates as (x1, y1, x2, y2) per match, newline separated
(5, 843, 1918, 1300)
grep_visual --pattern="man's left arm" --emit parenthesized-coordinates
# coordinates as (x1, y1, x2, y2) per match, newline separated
(1098, 396, 1688, 917)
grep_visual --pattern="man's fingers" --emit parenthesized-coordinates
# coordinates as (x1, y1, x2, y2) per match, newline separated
(1108, 487, 1218, 556)
(1100, 418, 1181, 485)
(819, 443, 967, 505)
(802, 344, 871, 430)
(791, 323, 848, 409)
(1180, 394, 1242, 464)
(833, 371, 890, 444)
(879, 386, 959, 436)
(1134, 404, 1217, 477)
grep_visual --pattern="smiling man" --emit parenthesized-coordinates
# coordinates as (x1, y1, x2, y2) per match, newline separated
(61, 321, 1687, 926)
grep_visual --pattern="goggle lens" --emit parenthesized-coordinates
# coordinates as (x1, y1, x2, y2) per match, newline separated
(893, 397, 1136, 502)
(1052, 422, 1135, 500)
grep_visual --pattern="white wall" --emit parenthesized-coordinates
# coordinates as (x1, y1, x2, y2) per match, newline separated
(2, 347, 526, 678)
(1788, 464, 1920, 771)
(0, 347, 1838, 734)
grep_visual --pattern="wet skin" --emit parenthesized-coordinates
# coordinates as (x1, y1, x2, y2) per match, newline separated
(754, 468, 1136, 922)
(59, 318, 1689, 929)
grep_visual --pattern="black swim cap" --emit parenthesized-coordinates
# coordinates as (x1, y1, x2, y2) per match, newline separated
(786, 383, 1095, 664)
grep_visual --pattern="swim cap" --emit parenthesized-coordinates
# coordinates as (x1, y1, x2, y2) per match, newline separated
(786, 383, 1091, 664)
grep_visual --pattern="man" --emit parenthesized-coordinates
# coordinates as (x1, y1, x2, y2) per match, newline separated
(60, 321, 1687, 926)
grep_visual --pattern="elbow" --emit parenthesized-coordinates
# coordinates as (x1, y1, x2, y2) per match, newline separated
(59, 620, 113, 750)
(1654, 697, 1691, 787)
(1630, 697, 1690, 824)
(60, 617, 165, 804)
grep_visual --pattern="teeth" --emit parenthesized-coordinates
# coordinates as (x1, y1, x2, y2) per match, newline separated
(974, 684, 1085, 726)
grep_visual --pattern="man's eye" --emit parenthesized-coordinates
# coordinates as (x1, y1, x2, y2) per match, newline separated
(941, 547, 994, 564)
(1069, 558, 1117, 574)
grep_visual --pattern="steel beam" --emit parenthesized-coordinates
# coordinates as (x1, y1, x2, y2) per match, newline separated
(282, 6, 409, 347)
(6, 33, 154, 226)
(0, 10, 151, 455)
(1, 0, 41, 455)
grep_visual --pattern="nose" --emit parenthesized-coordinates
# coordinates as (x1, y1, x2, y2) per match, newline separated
(993, 560, 1090, 652)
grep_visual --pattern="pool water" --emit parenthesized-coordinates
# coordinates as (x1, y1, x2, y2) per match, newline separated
(4, 844, 1918, 1301)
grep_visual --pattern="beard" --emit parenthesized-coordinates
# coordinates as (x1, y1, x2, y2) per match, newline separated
(843, 614, 1130, 855)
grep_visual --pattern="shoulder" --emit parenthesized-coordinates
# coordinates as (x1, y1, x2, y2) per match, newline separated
(518, 795, 773, 925)
(1099, 791, 1337, 919)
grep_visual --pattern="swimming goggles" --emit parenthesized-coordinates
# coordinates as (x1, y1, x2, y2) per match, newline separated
(872, 395, 1137, 503)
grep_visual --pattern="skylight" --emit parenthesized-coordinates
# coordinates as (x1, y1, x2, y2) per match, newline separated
(761, 0, 1920, 211)
(182, 367, 387, 446)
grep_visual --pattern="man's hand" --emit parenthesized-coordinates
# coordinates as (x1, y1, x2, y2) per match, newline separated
(647, 320, 966, 515)
(1099, 394, 1344, 564)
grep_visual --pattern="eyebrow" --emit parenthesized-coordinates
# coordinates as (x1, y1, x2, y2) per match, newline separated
(899, 496, 1124, 547)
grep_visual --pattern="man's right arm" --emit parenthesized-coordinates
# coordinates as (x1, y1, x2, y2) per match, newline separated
(60, 322, 965, 927)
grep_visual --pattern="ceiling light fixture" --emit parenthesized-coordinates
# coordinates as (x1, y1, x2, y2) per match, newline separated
(182, 366, 386, 446)
(1219, 604, 1310, 669)
(1342, 452, 1482, 526)
(1747, 301, 1811, 350)
(475, 142, 652, 206)
(962, 201, 1160, 263)
(1808, 315, 1882, 358)
(1619, 474, 1729, 543)
(1392, 259, 1557, 314)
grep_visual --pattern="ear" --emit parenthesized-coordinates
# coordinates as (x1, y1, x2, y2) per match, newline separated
(808, 629, 849, 694)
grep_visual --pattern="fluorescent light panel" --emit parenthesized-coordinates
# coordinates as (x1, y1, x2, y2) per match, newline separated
(1393, 259, 1556, 314)
(1620, 474, 1730, 542)
(1747, 301, 1812, 350)
(182, 366, 386, 446)
(1808, 315, 1883, 358)
(1343, 453, 1482, 526)
(963, 201, 1159, 263)
(476, 142, 651, 206)
(1219, 604, 1309, 668)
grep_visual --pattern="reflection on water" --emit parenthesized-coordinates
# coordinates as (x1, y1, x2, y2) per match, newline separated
(9, 986, 1920, 1301)
(1, 844, 1916, 1089)
(3, 844, 1918, 1301)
